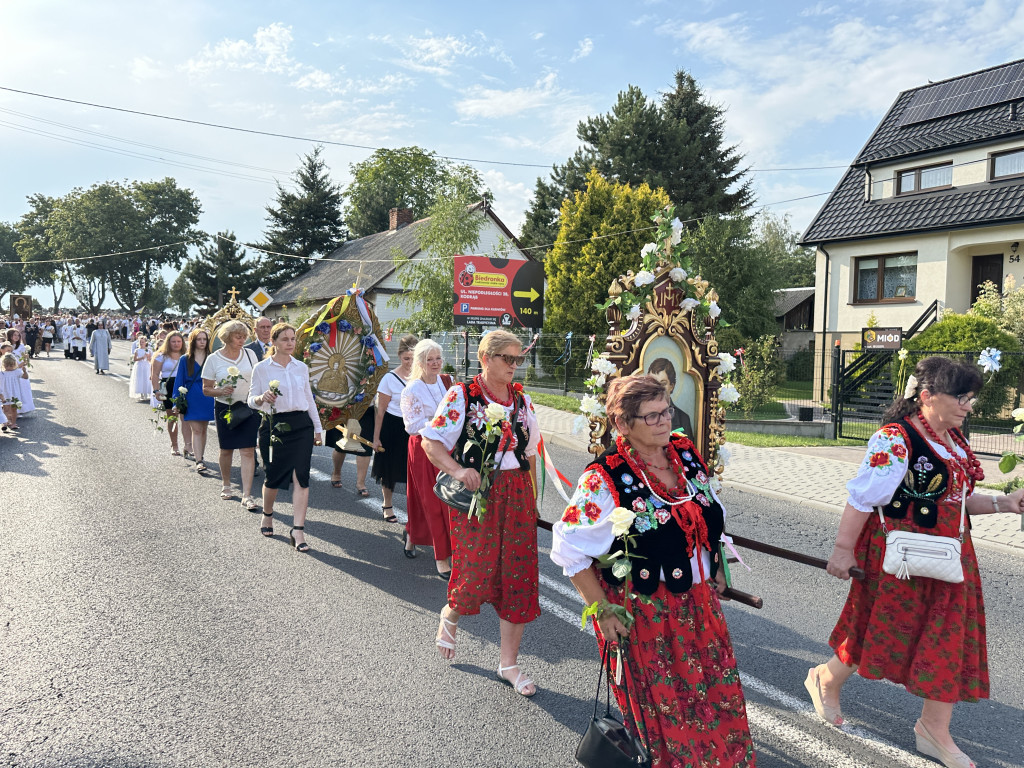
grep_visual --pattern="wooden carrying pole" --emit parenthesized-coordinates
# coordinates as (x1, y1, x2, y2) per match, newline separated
(728, 533, 865, 581)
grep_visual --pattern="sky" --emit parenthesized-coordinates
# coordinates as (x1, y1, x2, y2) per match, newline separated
(3, 0, 1024, 307)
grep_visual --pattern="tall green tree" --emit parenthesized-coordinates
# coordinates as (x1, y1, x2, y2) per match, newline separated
(142, 274, 170, 314)
(17, 194, 68, 311)
(344, 146, 488, 238)
(0, 222, 27, 305)
(544, 170, 671, 336)
(758, 212, 815, 288)
(168, 271, 196, 315)
(181, 231, 258, 312)
(521, 70, 751, 254)
(388, 198, 487, 332)
(258, 145, 346, 291)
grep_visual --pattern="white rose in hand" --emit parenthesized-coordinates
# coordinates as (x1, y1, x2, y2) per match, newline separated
(226, 366, 240, 376)
(484, 402, 506, 424)
(178, 386, 188, 395)
(609, 506, 636, 537)
(268, 379, 280, 390)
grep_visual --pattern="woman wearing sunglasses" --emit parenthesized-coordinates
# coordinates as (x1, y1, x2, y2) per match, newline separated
(551, 375, 755, 766)
(420, 330, 542, 697)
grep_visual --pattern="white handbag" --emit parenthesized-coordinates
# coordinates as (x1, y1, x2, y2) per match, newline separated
(877, 490, 965, 584)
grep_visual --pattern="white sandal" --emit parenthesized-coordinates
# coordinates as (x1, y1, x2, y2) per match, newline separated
(497, 663, 537, 698)
(220, 486, 235, 500)
(435, 609, 458, 654)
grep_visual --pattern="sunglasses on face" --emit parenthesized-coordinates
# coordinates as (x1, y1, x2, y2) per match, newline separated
(635, 406, 676, 426)
(492, 353, 526, 367)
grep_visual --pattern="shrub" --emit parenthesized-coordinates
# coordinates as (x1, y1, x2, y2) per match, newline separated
(785, 347, 813, 381)
(715, 327, 750, 358)
(734, 336, 782, 416)
(903, 313, 1021, 417)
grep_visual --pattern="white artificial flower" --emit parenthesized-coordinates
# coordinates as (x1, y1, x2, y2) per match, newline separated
(669, 267, 687, 283)
(593, 374, 606, 387)
(592, 357, 617, 376)
(626, 304, 642, 321)
(708, 301, 722, 319)
(718, 445, 732, 467)
(484, 402, 506, 424)
(719, 383, 740, 403)
(640, 242, 658, 257)
(710, 477, 723, 493)
(178, 386, 188, 394)
(670, 218, 683, 245)
(717, 352, 736, 374)
(609, 506, 636, 537)
(580, 395, 601, 415)
(226, 366, 240, 376)
(680, 298, 699, 312)
(978, 347, 1002, 373)
(904, 375, 919, 399)
(898, 349, 909, 361)
(634, 270, 655, 287)
(1013, 407, 1024, 421)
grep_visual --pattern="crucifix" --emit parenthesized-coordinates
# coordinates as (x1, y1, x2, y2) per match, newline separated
(227, 286, 241, 302)
(351, 262, 370, 291)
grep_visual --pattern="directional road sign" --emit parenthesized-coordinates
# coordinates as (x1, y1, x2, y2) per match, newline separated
(452, 255, 544, 328)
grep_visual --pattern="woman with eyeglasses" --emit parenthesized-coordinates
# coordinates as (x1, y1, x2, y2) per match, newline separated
(420, 330, 542, 697)
(551, 375, 755, 766)
(812, 356, 1024, 768)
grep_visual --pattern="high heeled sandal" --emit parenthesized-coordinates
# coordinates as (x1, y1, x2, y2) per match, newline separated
(403, 529, 417, 558)
(915, 720, 975, 768)
(804, 665, 844, 726)
(497, 664, 537, 698)
(382, 506, 397, 523)
(435, 608, 458, 654)
(260, 513, 274, 537)
(289, 526, 311, 553)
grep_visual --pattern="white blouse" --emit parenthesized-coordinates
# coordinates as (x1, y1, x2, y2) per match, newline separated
(247, 356, 320, 429)
(376, 371, 408, 417)
(153, 354, 181, 378)
(201, 347, 258, 404)
(419, 383, 540, 470)
(550, 464, 722, 580)
(400, 378, 450, 435)
(846, 424, 973, 513)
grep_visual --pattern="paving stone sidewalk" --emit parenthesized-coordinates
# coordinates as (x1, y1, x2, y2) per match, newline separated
(533, 403, 1024, 553)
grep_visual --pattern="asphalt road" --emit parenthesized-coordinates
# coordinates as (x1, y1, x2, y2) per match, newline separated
(2, 343, 1022, 768)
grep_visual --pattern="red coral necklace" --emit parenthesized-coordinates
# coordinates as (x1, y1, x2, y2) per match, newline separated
(916, 414, 984, 484)
(477, 374, 512, 406)
(616, 436, 688, 504)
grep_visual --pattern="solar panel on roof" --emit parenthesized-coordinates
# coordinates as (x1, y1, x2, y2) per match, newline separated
(899, 61, 1024, 127)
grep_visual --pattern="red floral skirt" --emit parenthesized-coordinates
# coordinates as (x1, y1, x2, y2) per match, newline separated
(447, 469, 540, 624)
(829, 509, 989, 703)
(596, 574, 756, 768)
(405, 436, 452, 559)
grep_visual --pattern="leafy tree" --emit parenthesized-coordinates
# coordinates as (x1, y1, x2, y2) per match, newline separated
(168, 271, 196, 315)
(388, 197, 487, 332)
(757, 212, 815, 288)
(543, 170, 671, 336)
(344, 146, 488, 238)
(17, 195, 68, 311)
(181, 231, 258, 312)
(143, 274, 169, 314)
(0, 222, 27, 305)
(521, 70, 751, 254)
(258, 145, 346, 292)
(686, 211, 784, 341)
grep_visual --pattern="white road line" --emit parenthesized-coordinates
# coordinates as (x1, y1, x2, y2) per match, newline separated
(536, 578, 931, 767)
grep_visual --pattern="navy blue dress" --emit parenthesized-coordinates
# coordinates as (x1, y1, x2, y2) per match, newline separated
(173, 357, 215, 422)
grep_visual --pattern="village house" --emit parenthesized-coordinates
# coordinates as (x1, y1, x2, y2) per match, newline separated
(802, 58, 1024, 357)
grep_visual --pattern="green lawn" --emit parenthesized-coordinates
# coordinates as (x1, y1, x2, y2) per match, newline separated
(525, 389, 582, 413)
(777, 379, 814, 399)
(723, 431, 865, 448)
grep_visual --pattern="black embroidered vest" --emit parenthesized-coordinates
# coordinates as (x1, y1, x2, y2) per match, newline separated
(880, 418, 968, 530)
(596, 435, 724, 595)
(453, 383, 529, 472)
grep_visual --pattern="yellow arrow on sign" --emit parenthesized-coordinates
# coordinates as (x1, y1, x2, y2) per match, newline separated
(513, 287, 540, 302)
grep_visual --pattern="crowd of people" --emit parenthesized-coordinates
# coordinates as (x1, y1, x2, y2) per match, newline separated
(5, 302, 1024, 767)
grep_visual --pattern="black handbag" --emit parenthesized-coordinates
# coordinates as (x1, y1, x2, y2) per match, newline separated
(225, 399, 254, 430)
(576, 642, 651, 768)
(433, 394, 519, 514)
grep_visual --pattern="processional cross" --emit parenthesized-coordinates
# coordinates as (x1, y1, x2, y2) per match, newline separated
(227, 286, 241, 302)
(351, 262, 370, 291)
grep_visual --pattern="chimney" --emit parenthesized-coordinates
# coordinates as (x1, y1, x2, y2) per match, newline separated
(389, 207, 414, 231)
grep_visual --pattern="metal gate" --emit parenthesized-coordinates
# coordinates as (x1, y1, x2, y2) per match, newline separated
(833, 349, 895, 441)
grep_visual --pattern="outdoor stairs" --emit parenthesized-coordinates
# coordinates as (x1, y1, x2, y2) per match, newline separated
(842, 376, 895, 422)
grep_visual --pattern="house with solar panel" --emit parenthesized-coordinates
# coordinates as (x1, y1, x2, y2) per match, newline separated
(801, 58, 1024, 353)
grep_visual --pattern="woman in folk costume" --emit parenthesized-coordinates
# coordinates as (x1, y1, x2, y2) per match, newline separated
(814, 357, 1024, 768)
(6, 329, 35, 414)
(399, 338, 454, 577)
(552, 375, 755, 767)
(129, 337, 153, 401)
(420, 330, 542, 697)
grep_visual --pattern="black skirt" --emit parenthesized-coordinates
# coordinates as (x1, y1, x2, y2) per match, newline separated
(258, 410, 314, 490)
(214, 400, 259, 450)
(371, 410, 409, 490)
(326, 406, 375, 457)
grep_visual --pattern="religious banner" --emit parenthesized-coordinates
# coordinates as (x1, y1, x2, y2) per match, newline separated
(9, 294, 32, 320)
(294, 288, 389, 436)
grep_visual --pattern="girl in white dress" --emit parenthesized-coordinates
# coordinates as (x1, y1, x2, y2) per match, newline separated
(129, 337, 153, 400)
(0, 353, 27, 430)
(6, 330, 35, 414)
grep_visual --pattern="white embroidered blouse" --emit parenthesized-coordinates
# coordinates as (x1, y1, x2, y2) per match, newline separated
(846, 424, 973, 513)
(400, 378, 450, 435)
(419, 383, 540, 470)
(550, 463, 723, 580)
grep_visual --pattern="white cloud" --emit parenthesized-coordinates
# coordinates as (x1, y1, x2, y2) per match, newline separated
(130, 56, 166, 82)
(184, 22, 300, 77)
(531, 32, 545, 41)
(799, 2, 839, 17)
(570, 38, 594, 62)
(292, 68, 338, 92)
(349, 73, 416, 95)
(455, 72, 571, 119)
(482, 169, 532, 237)
(371, 31, 476, 76)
